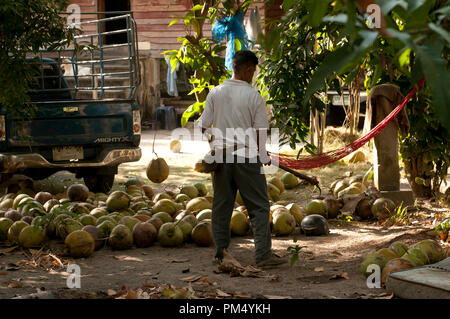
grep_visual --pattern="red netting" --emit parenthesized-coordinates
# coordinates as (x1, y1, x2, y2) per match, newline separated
(269, 78, 425, 170)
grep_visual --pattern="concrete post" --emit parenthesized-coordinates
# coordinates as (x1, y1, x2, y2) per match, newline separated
(369, 84, 414, 205)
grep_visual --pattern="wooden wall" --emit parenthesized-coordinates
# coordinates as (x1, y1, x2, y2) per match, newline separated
(67, 0, 268, 57)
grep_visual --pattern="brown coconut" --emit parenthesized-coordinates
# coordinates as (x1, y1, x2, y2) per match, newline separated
(146, 157, 169, 183)
(67, 184, 90, 202)
(82, 225, 104, 250)
(381, 258, 414, 285)
(132, 222, 157, 248)
(34, 192, 54, 205)
(191, 221, 213, 247)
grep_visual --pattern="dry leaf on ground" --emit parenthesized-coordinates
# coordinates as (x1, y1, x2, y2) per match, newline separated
(113, 255, 143, 262)
(167, 258, 190, 263)
(0, 246, 19, 254)
(329, 272, 350, 280)
(263, 295, 292, 299)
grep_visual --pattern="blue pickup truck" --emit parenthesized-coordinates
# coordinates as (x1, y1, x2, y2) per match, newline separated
(0, 13, 142, 193)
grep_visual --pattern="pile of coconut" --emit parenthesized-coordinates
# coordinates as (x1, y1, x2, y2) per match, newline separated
(0, 178, 216, 259)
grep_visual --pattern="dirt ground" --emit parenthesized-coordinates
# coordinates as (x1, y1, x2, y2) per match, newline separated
(0, 127, 448, 299)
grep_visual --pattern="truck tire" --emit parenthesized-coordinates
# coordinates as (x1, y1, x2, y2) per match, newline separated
(84, 174, 115, 194)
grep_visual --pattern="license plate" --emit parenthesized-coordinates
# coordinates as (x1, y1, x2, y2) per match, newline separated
(52, 146, 84, 161)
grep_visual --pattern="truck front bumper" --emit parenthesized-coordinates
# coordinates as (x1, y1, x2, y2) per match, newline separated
(0, 148, 142, 173)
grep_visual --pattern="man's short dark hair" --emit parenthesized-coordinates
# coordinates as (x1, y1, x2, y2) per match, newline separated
(232, 50, 258, 73)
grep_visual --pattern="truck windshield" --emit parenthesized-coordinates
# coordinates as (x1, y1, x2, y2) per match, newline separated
(28, 60, 72, 101)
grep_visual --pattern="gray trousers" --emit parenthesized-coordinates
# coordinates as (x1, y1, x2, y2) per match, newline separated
(211, 159, 272, 263)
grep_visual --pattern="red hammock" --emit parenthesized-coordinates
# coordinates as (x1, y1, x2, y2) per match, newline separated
(269, 77, 426, 170)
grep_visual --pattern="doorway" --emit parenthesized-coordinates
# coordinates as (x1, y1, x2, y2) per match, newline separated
(101, 0, 131, 44)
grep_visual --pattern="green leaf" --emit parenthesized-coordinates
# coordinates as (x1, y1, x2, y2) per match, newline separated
(181, 101, 204, 127)
(407, 0, 426, 12)
(289, 253, 299, 267)
(169, 18, 181, 27)
(233, 38, 242, 52)
(398, 47, 412, 68)
(415, 38, 450, 129)
(428, 23, 450, 44)
(306, 0, 332, 27)
(283, 0, 297, 11)
(192, 4, 204, 11)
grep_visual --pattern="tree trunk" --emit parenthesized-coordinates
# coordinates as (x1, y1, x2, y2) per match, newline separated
(403, 154, 433, 198)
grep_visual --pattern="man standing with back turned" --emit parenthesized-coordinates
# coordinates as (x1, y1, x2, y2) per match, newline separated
(197, 50, 287, 268)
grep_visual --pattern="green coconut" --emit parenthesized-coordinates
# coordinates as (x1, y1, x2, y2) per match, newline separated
(96, 215, 117, 226)
(333, 180, 349, 198)
(196, 209, 212, 222)
(180, 185, 199, 199)
(43, 199, 60, 213)
(285, 203, 305, 226)
(7, 221, 29, 244)
(12, 194, 32, 210)
(125, 177, 144, 188)
(230, 210, 249, 236)
(191, 221, 213, 247)
(406, 247, 430, 265)
(65, 230, 95, 258)
(371, 198, 396, 220)
(152, 211, 173, 224)
(17, 225, 45, 247)
(177, 220, 193, 242)
(376, 248, 399, 261)
(175, 194, 191, 203)
(305, 199, 328, 218)
(361, 251, 390, 277)
(0, 217, 14, 241)
(401, 250, 426, 267)
(68, 203, 90, 216)
(119, 216, 141, 232)
(186, 197, 212, 213)
(272, 211, 296, 236)
(389, 241, 409, 257)
(194, 183, 208, 197)
(413, 239, 444, 264)
(56, 218, 83, 240)
(180, 214, 198, 228)
(109, 224, 134, 250)
(152, 199, 177, 216)
(267, 183, 281, 202)
(157, 222, 184, 247)
(106, 191, 131, 212)
(0, 198, 14, 211)
(130, 201, 149, 213)
(268, 176, 285, 193)
(96, 220, 116, 239)
(154, 193, 172, 202)
(281, 172, 299, 189)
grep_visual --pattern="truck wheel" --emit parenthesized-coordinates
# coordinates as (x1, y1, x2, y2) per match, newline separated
(84, 174, 115, 194)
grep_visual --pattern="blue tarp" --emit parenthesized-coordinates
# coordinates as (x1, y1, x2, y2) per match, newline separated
(211, 11, 248, 72)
